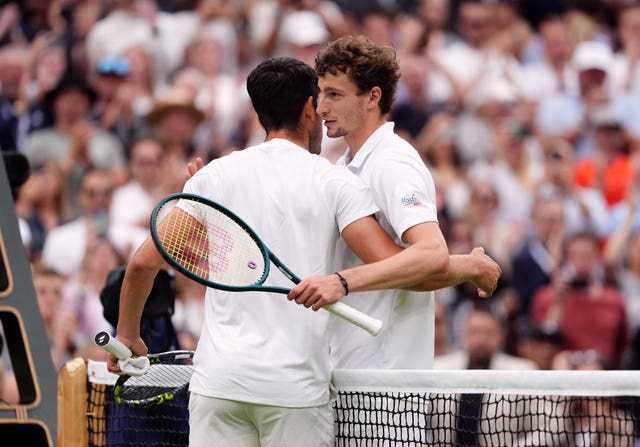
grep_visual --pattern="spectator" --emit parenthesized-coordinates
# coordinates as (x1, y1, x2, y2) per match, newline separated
(511, 192, 566, 318)
(18, 35, 68, 137)
(120, 45, 158, 122)
(515, 322, 564, 370)
(536, 137, 610, 237)
(255, 0, 347, 60)
(279, 10, 330, 66)
(84, 0, 163, 80)
(181, 29, 245, 155)
(41, 167, 115, 277)
(54, 238, 123, 363)
(24, 73, 127, 214)
(461, 179, 521, 273)
(518, 14, 577, 100)
(391, 53, 438, 146)
(530, 230, 628, 369)
(610, 4, 640, 95)
(416, 111, 469, 221)
(90, 54, 139, 148)
(468, 115, 544, 225)
(433, 306, 538, 447)
(454, 76, 526, 167)
(435, 306, 537, 370)
(31, 266, 68, 368)
(413, 0, 456, 53)
(14, 161, 66, 264)
(435, 0, 522, 109)
(523, 347, 637, 446)
(535, 39, 640, 158)
(357, 6, 395, 47)
(0, 44, 27, 152)
(109, 137, 165, 258)
(573, 105, 635, 208)
(607, 153, 640, 236)
(491, 0, 539, 64)
(603, 177, 640, 369)
(145, 85, 204, 158)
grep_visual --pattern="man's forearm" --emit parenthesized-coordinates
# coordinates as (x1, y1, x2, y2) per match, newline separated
(116, 239, 164, 338)
(406, 254, 477, 291)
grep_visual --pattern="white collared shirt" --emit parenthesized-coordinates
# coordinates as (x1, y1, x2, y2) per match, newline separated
(183, 138, 378, 407)
(331, 122, 438, 370)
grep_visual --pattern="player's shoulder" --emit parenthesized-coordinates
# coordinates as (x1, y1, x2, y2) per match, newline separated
(367, 130, 422, 165)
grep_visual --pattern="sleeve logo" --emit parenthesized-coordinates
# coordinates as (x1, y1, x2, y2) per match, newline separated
(401, 193, 421, 207)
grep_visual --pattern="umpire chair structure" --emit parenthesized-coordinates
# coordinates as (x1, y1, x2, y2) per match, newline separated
(0, 152, 56, 445)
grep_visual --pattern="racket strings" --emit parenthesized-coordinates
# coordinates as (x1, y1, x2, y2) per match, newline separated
(160, 205, 211, 279)
(157, 199, 268, 286)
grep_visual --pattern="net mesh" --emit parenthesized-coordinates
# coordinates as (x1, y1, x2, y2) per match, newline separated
(80, 362, 640, 446)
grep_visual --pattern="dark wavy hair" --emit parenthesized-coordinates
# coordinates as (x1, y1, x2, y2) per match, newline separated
(314, 35, 400, 115)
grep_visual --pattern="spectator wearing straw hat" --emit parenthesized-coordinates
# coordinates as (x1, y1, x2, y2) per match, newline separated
(146, 85, 206, 196)
(146, 86, 205, 157)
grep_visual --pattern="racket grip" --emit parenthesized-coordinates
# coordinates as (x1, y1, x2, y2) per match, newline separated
(95, 331, 133, 360)
(325, 302, 383, 336)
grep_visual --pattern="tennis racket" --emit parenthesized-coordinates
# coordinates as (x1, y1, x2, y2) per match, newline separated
(150, 192, 383, 336)
(95, 331, 194, 407)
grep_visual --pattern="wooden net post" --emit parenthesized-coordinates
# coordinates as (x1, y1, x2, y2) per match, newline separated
(57, 357, 88, 446)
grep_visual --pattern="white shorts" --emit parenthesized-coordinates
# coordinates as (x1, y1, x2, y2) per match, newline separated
(188, 392, 334, 447)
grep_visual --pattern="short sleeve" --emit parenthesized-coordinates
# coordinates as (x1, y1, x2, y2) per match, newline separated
(370, 155, 438, 240)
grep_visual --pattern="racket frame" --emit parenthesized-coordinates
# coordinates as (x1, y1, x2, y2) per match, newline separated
(151, 192, 296, 293)
(150, 193, 383, 336)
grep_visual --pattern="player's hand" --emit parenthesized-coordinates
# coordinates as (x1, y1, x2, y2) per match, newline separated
(106, 335, 148, 374)
(288, 274, 346, 311)
(185, 157, 204, 180)
(470, 247, 501, 298)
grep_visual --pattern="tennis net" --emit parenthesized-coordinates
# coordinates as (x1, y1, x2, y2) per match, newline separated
(58, 358, 640, 446)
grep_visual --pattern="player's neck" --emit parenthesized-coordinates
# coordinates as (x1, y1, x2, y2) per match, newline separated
(346, 117, 387, 160)
(265, 129, 308, 151)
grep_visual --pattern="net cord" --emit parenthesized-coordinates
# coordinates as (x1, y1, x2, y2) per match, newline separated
(88, 361, 640, 396)
(332, 369, 640, 396)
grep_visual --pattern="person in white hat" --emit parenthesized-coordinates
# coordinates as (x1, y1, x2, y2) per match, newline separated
(535, 39, 640, 158)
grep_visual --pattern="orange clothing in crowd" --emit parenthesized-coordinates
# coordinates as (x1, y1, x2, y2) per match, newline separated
(574, 154, 634, 207)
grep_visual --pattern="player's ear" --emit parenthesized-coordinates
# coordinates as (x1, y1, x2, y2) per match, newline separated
(367, 87, 382, 110)
(302, 96, 317, 123)
(303, 96, 315, 117)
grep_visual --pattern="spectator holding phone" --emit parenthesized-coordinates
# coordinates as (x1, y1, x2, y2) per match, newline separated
(530, 230, 628, 369)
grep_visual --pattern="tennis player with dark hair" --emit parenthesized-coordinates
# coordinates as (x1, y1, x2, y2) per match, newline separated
(289, 35, 502, 370)
(108, 56, 458, 447)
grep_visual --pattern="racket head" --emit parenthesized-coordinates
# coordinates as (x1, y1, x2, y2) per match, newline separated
(150, 193, 271, 291)
(113, 350, 194, 407)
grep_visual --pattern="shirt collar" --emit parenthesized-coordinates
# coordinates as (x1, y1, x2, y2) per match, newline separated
(343, 122, 395, 170)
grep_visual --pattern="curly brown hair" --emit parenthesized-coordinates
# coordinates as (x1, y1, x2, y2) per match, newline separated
(314, 35, 400, 115)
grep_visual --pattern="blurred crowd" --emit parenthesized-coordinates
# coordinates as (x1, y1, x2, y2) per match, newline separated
(2, 0, 640, 402)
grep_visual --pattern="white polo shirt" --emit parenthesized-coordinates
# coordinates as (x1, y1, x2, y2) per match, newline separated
(330, 122, 438, 370)
(183, 138, 378, 407)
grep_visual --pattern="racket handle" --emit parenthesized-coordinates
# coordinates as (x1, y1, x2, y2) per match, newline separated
(95, 331, 133, 360)
(325, 302, 383, 336)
